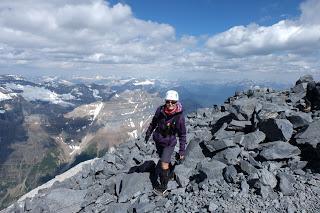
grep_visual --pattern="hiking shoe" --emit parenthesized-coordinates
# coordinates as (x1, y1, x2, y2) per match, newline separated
(153, 187, 168, 196)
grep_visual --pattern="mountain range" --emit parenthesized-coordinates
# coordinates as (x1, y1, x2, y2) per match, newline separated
(0, 74, 291, 208)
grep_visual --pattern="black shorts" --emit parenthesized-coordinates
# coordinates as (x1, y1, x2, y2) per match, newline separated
(155, 142, 175, 163)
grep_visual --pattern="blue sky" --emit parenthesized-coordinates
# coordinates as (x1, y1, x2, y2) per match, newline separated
(110, 0, 302, 36)
(0, 0, 319, 83)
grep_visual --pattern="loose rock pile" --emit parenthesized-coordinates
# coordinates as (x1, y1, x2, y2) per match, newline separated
(3, 75, 320, 213)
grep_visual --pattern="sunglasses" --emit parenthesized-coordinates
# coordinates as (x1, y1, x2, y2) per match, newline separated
(166, 100, 177, 104)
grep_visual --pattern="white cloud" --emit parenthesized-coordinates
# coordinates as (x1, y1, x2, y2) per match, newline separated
(206, 0, 320, 57)
(0, 0, 319, 82)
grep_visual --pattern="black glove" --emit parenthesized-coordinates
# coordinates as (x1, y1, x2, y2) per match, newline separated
(145, 134, 150, 143)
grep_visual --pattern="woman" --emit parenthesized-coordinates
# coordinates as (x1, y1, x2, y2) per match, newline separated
(145, 90, 186, 194)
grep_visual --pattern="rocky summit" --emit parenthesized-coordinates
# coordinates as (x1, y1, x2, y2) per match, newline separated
(3, 75, 320, 213)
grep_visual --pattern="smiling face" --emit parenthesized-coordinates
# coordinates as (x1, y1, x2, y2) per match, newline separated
(165, 100, 177, 110)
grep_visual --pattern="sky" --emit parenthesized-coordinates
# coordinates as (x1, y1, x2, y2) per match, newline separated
(0, 0, 320, 83)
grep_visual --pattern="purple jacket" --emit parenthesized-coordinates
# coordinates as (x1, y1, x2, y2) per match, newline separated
(146, 103, 186, 156)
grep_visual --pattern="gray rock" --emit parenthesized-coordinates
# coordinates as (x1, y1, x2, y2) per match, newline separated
(257, 110, 279, 120)
(289, 92, 306, 105)
(270, 95, 287, 105)
(197, 159, 227, 181)
(295, 120, 320, 148)
(44, 188, 87, 213)
(214, 123, 235, 140)
(287, 158, 308, 170)
(247, 154, 262, 168)
(174, 164, 194, 188)
(227, 119, 252, 131)
(133, 202, 156, 212)
(194, 128, 212, 142)
(291, 83, 307, 94)
(229, 97, 262, 120)
(223, 165, 238, 183)
(277, 172, 295, 196)
(258, 169, 277, 188)
(209, 202, 219, 212)
(296, 75, 314, 85)
(106, 203, 130, 213)
(240, 160, 259, 175)
(213, 146, 241, 165)
(184, 138, 206, 166)
(118, 173, 152, 203)
(259, 141, 301, 160)
(103, 153, 116, 164)
(240, 180, 250, 194)
(204, 137, 235, 152)
(259, 119, 293, 142)
(239, 131, 266, 150)
(95, 193, 117, 205)
(286, 112, 312, 129)
(259, 185, 274, 199)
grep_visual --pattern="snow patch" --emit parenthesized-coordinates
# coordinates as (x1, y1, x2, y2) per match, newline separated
(133, 80, 155, 86)
(69, 145, 81, 156)
(108, 146, 116, 153)
(88, 102, 104, 124)
(129, 119, 135, 128)
(128, 129, 138, 139)
(5, 83, 75, 106)
(93, 89, 101, 99)
(0, 91, 13, 101)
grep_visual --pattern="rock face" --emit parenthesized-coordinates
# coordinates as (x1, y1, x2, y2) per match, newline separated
(3, 75, 320, 213)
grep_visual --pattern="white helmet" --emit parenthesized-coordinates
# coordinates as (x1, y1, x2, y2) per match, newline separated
(165, 90, 179, 101)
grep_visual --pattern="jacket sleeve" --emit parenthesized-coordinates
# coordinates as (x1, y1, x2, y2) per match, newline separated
(146, 107, 161, 138)
(177, 114, 187, 156)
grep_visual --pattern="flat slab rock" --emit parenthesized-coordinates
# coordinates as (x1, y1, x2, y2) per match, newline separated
(44, 188, 87, 213)
(259, 141, 301, 160)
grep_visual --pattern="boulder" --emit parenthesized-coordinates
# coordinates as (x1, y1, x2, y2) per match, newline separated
(203, 138, 235, 153)
(240, 179, 250, 194)
(258, 185, 275, 199)
(214, 123, 235, 140)
(237, 131, 266, 150)
(295, 74, 314, 85)
(227, 120, 252, 131)
(193, 128, 212, 142)
(277, 172, 295, 196)
(213, 146, 241, 165)
(286, 112, 313, 129)
(118, 173, 152, 203)
(228, 98, 262, 121)
(258, 169, 277, 188)
(259, 141, 301, 160)
(291, 83, 307, 94)
(184, 138, 206, 165)
(44, 188, 87, 213)
(259, 119, 293, 142)
(240, 160, 259, 175)
(289, 92, 306, 105)
(223, 165, 238, 183)
(295, 120, 320, 148)
(196, 159, 227, 181)
(174, 164, 194, 188)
